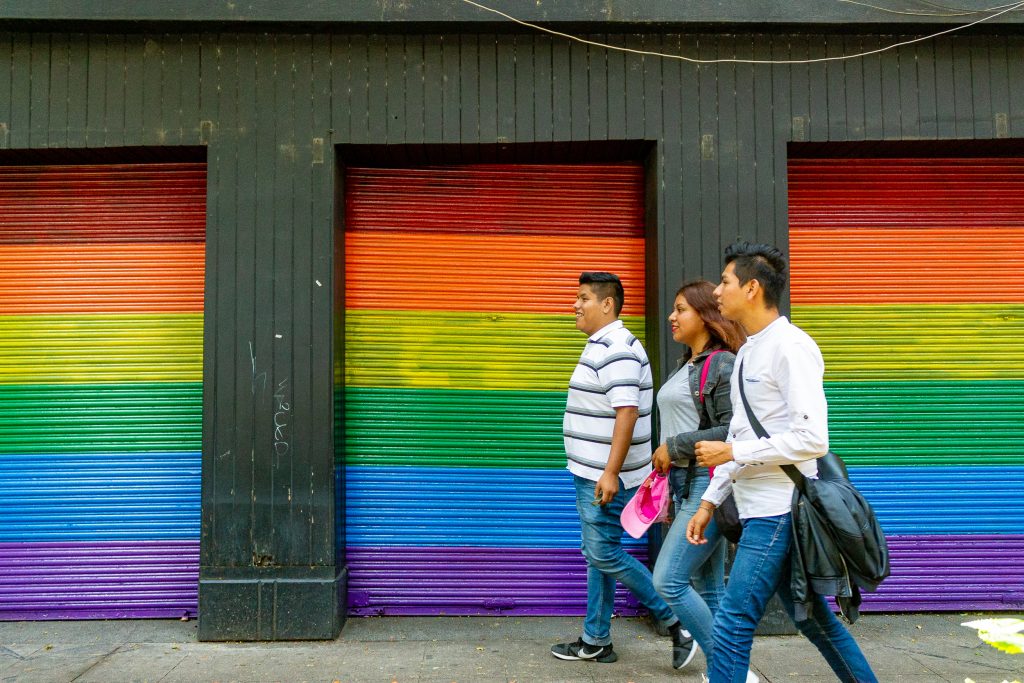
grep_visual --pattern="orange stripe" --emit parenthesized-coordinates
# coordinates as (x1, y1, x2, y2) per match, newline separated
(790, 227, 1024, 304)
(345, 232, 646, 315)
(0, 244, 205, 314)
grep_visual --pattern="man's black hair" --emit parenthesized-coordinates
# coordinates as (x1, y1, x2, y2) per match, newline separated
(579, 271, 624, 316)
(723, 242, 788, 309)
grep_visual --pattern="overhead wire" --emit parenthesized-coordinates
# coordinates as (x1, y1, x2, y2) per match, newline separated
(839, 0, 1024, 17)
(913, 0, 1024, 13)
(458, 0, 1024, 65)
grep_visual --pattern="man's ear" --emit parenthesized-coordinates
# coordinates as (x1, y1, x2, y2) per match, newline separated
(746, 279, 761, 301)
(602, 296, 614, 313)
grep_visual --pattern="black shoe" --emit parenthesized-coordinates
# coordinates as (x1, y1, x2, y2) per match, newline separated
(550, 638, 618, 663)
(672, 627, 699, 670)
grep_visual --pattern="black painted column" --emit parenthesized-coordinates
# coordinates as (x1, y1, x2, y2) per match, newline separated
(197, 120, 343, 640)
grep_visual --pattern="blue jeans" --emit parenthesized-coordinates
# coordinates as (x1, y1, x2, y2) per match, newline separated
(652, 467, 726, 657)
(709, 513, 878, 683)
(573, 474, 678, 646)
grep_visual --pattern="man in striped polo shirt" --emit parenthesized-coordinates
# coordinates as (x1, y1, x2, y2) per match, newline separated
(551, 272, 689, 666)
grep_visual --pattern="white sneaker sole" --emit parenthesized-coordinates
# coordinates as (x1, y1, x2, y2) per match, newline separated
(550, 647, 611, 661)
(674, 640, 700, 669)
(699, 668, 758, 681)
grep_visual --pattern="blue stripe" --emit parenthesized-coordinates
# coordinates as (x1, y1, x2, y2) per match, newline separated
(5, 456, 1015, 543)
(343, 464, 1024, 546)
(0, 452, 200, 541)
(343, 464, 646, 548)
(847, 465, 1024, 535)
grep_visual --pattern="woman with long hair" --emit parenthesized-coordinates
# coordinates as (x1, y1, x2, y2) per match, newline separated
(650, 280, 750, 677)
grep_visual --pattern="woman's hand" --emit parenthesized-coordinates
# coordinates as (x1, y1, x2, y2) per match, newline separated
(652, 443, 672, 474)
(686, 507, 713, 545)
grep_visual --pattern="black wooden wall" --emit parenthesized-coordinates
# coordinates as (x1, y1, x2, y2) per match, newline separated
(1, 29, 1022, 639)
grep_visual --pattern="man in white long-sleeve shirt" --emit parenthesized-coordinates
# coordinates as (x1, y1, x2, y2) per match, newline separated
(686, 242, 877, 683)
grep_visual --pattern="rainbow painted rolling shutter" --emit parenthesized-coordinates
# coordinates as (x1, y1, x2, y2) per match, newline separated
(343, 164, 649, 615)
(789, 157, 1024, 611)
(0, 163, 204, 620)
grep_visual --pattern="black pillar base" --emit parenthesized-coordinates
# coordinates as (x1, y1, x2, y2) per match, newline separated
(724, 544, 799, 636)
(198, 566, 347, 641)
(756, 592, 798, 635)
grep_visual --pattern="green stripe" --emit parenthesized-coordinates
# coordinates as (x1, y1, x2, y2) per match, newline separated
(826, 380, 1024, 465)
(792, 304, 1024, 381)
(0, 383, 201, 454)
(340, 387, 567, 468)
(0, 314, 202, 384)
(343, 310, 645, 391)
(339, 381, 1024, 468)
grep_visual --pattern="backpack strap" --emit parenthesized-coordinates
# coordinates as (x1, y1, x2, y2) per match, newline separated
(737, 360, 806, 492)
(683, 349, 725, 493)
(699, 349, 725, 403)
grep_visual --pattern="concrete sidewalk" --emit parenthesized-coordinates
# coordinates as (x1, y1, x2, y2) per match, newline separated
(1, 613, 1021, 683)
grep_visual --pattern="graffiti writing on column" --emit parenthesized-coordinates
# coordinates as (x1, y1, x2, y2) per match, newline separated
(274, 377, 291, 462)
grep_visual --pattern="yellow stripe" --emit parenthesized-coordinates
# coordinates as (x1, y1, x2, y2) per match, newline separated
(792, 304, 1024, 381)
(0, 313, 203, 384)
(343, 310, 646, 391)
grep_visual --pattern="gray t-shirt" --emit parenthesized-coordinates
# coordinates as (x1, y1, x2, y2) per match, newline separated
(657, 361, 699, 444)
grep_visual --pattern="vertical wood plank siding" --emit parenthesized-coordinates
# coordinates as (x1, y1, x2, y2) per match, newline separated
(1, 31, 1023, 613)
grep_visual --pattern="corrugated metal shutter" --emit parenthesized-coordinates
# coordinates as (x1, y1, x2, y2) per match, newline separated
(0, 163, 204, 620)
(343, 164, 649, 615)
(788, 157, 1024, 612)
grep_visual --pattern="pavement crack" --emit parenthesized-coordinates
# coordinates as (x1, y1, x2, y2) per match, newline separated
(903, 651, 944, 676)
(887, 642, 1014, 675)
(69, 643, 126, 682)
(156, 650, 190, 682)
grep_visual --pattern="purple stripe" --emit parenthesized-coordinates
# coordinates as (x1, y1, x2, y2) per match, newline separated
(346, 536, 1024, 616)
(6, 534, 1023, 621)
(346, 546, 648, 616)
(0, 541, 198, 621)
(859, 535, 1024, 611)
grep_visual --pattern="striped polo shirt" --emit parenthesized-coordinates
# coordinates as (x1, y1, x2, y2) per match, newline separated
(563, 319, 654, 488)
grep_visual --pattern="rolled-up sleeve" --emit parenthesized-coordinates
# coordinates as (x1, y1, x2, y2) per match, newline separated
(701, 461, 737, 506)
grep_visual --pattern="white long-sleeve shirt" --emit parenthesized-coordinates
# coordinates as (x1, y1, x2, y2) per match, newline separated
(702, 316, 827, 519)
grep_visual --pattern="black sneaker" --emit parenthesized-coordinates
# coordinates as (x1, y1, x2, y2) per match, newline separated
(550, 638, 618, 663)
(672, 628, 699, 670)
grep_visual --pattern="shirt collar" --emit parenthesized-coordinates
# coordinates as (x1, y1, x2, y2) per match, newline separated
(745, 315, 788, 344)
(589, 319, 624, 342)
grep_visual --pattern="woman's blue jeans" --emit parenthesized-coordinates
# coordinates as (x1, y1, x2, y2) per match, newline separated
(573, 474, 678, 646)
(709, 512, 878, 683)
(652, 467, 726, 657)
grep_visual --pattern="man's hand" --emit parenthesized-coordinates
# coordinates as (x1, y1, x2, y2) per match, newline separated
(652, 443, 672, 474)
(594, 470, 620, 505)
(687, 507, 712, 545)
(695, 440, 734, 468)
(594, 405, 636, 505)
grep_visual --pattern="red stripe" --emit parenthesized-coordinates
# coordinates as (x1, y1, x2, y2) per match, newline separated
(0, 163, 206, 244)
(346, 164, 644, 238)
